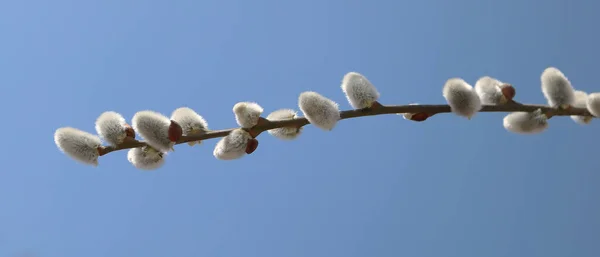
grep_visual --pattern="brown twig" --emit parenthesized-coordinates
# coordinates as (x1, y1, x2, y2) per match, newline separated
(100, 102, 593, 155)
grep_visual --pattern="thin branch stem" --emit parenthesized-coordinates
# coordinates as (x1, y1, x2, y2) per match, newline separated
(101, 102, 593, 155)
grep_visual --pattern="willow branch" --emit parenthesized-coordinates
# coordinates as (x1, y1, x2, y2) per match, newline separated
(100, 101, 593, 155)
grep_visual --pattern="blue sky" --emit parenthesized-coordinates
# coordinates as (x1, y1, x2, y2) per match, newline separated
(1, 0, 599, 256)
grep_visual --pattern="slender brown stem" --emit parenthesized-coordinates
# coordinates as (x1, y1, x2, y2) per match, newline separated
(101, 102, 593, 155)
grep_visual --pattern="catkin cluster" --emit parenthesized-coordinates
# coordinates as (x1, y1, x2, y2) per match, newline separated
(54, 68, 599, 170)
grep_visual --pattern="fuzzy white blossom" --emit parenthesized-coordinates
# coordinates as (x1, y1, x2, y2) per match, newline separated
(341, 72, 380, 109)
(443, 78, 482, 119)
(54, 127, 102, 166)
(171, 107, 209, 146)
(132, 110, 181, 153)
(298, 91, 341, 131)
(233, 102, 264, 128)
(475, 76, 512, 105)
(503, 109, 548, 134)
(541, 67, 575, 108)
(586, 93, 600, 117)
(213, 129, 254, 160)
(95, 111, 132, 146)
(570, 91, 592, 125)
(127, 146, 165, 170)
(266, 109, 302, 140)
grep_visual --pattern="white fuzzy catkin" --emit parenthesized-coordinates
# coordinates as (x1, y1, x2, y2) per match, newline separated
(586, 93, 600, 117)
(132, 110, 174, 153)
(127, 146, 165, 170)
(213, 129, 252, 160)
(233, 102, 264, 128)
(171, 107, 209, 146)
(266, 109, 302, 140)
(474, 76, 506, 105)
(442, 78, 482, 118)
(298, 91, 341, 131)
(54, 127, 102, 166)
(341, 72, 380, 109)
(570, 91, 592, 125)
(95, 111, 129, 146)
(541, 67, 575, 108)
(503, 109, 548, 134)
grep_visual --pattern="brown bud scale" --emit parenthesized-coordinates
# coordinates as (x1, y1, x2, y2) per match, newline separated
(168, 120, 183, 142)
(245, 138, 259, 154)
(124, 123, 136, 139)
(410, 113, 430, 122)
(500, 84, 516, 101)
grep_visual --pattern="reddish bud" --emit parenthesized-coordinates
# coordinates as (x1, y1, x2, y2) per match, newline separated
(97, 146, 107, 156)
(245, 138, 259, 154)
(410, 113, 430, 122)
(500, 84, 516, 101)
(124, 123, 136, 139)
(168, 120, 183, 142)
